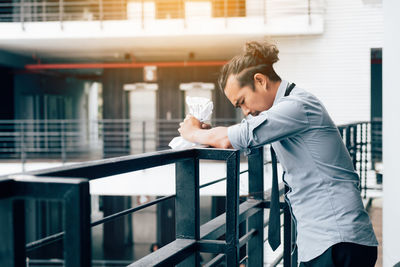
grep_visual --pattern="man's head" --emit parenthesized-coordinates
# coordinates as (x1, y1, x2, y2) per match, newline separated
(218, 41, 281, 116)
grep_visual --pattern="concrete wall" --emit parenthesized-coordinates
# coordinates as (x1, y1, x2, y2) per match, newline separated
(273, 0, 383, 124)
(382, 0, 400, 266)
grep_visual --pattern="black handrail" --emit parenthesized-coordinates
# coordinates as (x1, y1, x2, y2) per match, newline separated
(1, 147, 294, 267)
(23, 154, 270, 254)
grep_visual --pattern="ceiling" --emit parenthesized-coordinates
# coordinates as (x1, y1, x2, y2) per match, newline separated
(0, 34, 267, 64)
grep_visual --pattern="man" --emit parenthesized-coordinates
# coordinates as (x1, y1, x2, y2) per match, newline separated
(178, 41, 378, 266)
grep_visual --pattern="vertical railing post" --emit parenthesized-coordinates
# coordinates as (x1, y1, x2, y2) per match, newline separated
(100, 120, 104, 158)
(224, 0, 228, 27)
(362, 123, 368, 198)
(340, 127, 344, 138)
(33, 0, 37, 21)
(20, 122, 26, 172)
(345, 126, 350, 153)
(359, 123, 364, 197)
(61, 120, 66, 164)
(175, 155, 200, 266)
(59, 0, 63, 29)
(142, 121, 146, 153)
(283, 202, 292, 267)
(42, 0, 46, 22)
(352, 125, 358, 169)
(247, 147, 264, 266)
(64, 180, 91, 267)
(0, 196, 26, 267)
(225, 150, 240, 266)
(20, 0, 25, 30)
(99, 0, 103, 28)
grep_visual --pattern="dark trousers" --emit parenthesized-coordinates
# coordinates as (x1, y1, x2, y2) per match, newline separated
(299, 242, 377, 267)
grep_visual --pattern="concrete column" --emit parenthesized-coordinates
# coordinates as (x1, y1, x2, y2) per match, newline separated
(101, 69, 132, 157)
(383, 1, 400, 266)
(102, 196, 133, 259)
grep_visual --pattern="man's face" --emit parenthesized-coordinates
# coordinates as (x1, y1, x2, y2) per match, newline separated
(224, 74, 275, 117)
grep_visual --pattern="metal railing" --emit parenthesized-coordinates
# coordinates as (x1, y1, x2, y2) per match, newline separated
(0, 119, 382, 197)
(0, 0, 324, 26)
(337, 121, 381, 198)
(0, 146, 295, 266)
(370, 117, 382, 168)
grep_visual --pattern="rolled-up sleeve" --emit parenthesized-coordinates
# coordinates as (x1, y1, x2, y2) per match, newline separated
(227, 120, 249, 150)
(227, 98, 310, 151)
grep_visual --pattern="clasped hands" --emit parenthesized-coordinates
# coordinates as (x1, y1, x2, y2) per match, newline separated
(178, 115, 211, 143)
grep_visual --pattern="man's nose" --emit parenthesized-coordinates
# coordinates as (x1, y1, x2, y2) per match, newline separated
(242, 106, 251, 116)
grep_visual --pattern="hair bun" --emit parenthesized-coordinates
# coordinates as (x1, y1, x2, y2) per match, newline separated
(243, 41, 279, 65)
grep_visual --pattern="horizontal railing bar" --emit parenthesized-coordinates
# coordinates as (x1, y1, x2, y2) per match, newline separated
(26, 194, 176, 251)
(262, 201, 287, 210)
(196, 147, 238, 161)
(197, 155, 273, 189)
(363, 186, 383, 190)
(239, 255, 248, 265)
(263, 209, 284, 229)
(26, 232, 64, 252)
(199, 168, 249, 189)
(128, 238, 196, 266)
(197, 239, 226, 254)
(27, 258, 134, 265)
(199, 186, 284, 242)
(91, 194, 175, 227)
(11, 176, 87, 199)
(238, 228, 257, 248)
(21, 149, 197, 180)
(262, 183, 286, 205)
(203, 254, 225, 267)
(200, 199, 262, 240)
(199, 176, 227, 189)
(270, 251, 284, 267)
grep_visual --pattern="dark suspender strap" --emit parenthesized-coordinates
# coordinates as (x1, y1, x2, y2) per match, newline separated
(284, 83, 296, 97)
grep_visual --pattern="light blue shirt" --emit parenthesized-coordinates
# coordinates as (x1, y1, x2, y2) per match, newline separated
(228, 80, 378, 262)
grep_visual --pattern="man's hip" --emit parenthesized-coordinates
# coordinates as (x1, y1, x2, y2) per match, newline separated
(299, 242, 377, 267)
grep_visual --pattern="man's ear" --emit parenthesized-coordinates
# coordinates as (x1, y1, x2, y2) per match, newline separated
(253, 73, 267, 88)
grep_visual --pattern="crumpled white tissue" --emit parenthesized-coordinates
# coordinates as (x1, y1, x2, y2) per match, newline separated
(169, 96, 213, 149)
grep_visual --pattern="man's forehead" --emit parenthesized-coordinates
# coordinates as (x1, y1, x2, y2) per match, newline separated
(225, 75, 241, 102)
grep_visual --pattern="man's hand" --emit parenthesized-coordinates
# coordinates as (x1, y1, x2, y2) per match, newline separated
(178, 115, 232, 149)
(178, 115, 202, 142)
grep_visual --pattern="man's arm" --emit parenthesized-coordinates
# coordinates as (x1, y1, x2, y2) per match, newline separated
(178, 115, 233, 149)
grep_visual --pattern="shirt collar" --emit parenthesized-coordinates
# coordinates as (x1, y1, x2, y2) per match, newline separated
(273, 80, 289, 106)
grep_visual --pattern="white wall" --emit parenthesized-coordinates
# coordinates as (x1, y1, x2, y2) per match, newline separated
(383, 0, 400, 266)
(273, 0, 383, 124)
